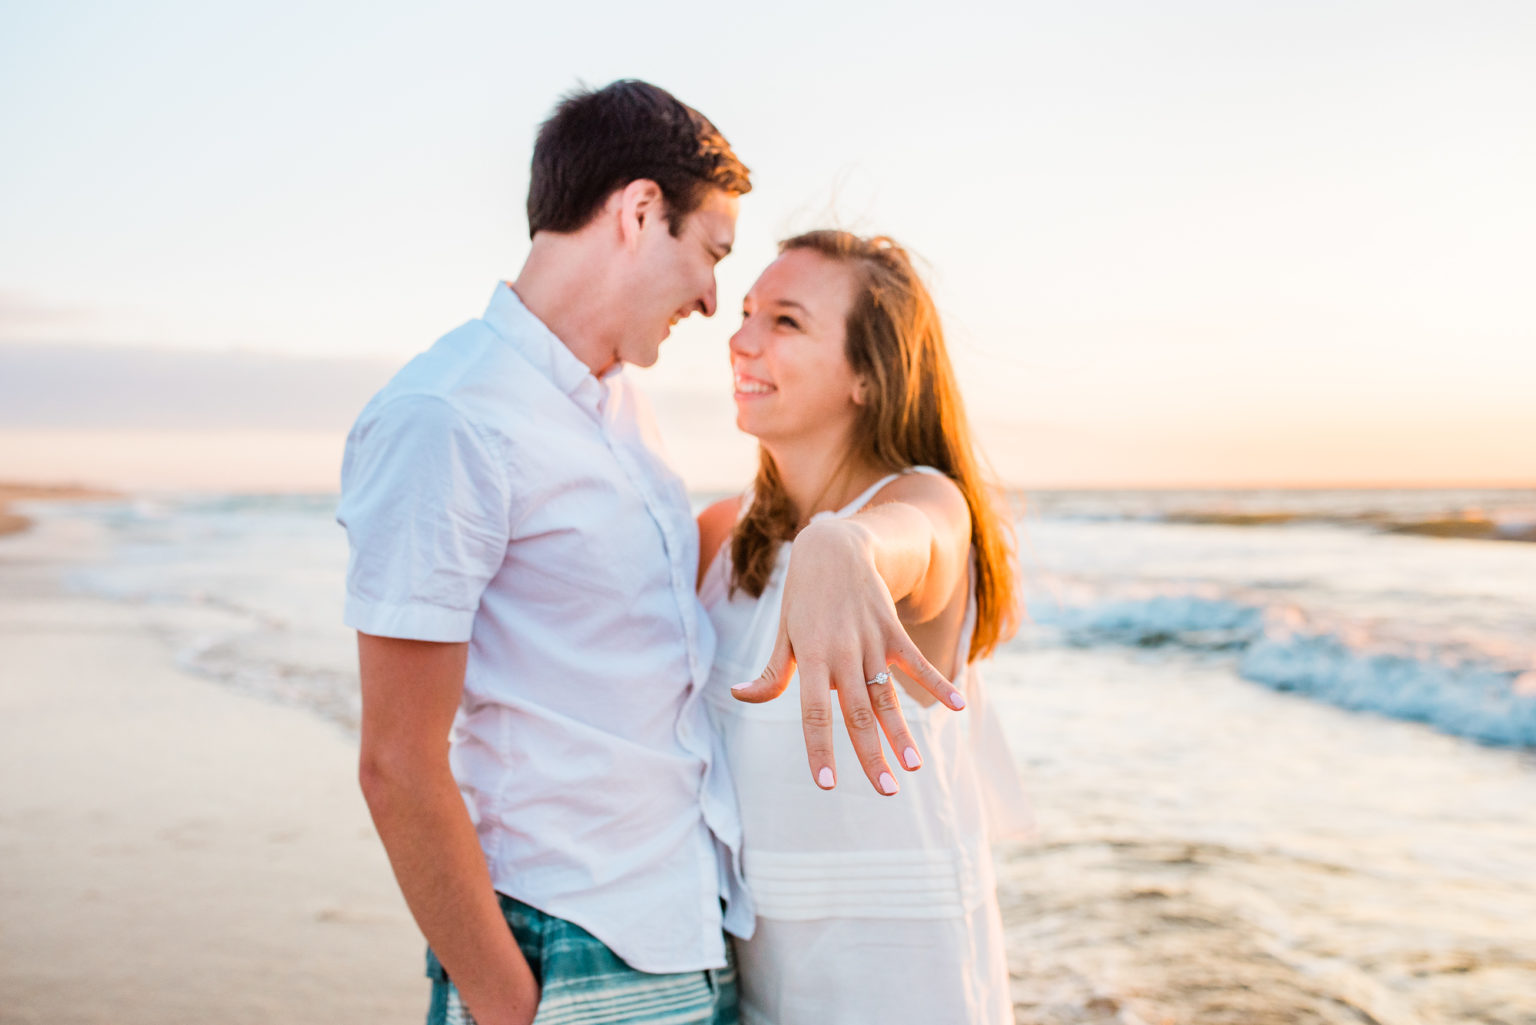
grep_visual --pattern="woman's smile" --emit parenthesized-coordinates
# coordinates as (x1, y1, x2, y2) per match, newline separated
(733, 370, 777, 400)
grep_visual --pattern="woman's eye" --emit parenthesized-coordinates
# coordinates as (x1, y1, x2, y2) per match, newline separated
(776, 315, 800, 330)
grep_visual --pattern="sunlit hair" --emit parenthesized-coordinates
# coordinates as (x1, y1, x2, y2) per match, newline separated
(730, 230, 1020, 661)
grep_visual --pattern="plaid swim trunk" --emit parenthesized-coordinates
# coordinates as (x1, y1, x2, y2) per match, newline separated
(425, 893, 738, 1025)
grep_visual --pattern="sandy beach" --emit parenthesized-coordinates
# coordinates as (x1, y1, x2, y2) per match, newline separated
(0, 508, 423, 1023)
(4, 489, 1534, 1025)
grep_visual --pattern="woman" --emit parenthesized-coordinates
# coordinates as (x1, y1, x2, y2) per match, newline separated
(696, 231, 1032, 1025)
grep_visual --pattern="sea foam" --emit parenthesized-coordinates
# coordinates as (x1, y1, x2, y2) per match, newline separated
(1030, 593, 1536, 748)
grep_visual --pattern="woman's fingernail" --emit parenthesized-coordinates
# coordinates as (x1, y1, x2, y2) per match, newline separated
(817, 767, 835, 789)
(948, 691, 966, 710)
(903, 746, 921, 769)
(879, 772, 898, 795)
(731, 681, 752, 691)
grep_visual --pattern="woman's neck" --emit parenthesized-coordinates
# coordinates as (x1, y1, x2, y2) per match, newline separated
(765, 437, 887, 529)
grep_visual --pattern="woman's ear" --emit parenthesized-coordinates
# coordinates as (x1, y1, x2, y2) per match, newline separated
(852, 376, 870, 406)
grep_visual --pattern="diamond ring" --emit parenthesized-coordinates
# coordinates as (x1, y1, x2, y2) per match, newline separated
(865, 670, 892, 687)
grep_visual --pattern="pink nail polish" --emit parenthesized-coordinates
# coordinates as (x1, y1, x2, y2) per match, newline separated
(947, 691, 966, 710)
(731, 681, 752, 691)
(903, 746, 921, 769)
(879, 772, 898, 795)
(817, 767, 835, 789)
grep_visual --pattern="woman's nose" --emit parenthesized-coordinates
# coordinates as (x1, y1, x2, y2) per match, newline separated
(728, 320, 759, 355)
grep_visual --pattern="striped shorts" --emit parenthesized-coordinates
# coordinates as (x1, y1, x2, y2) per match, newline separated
(425, 894, 738, 1025)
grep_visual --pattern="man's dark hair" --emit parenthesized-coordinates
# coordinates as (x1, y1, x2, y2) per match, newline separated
(527, 80, 751, 239)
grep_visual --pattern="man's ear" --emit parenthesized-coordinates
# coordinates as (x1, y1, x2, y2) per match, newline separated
(616, 179, 665, 250)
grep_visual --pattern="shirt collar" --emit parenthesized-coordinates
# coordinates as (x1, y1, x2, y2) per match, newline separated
(482, 282, 621, 419)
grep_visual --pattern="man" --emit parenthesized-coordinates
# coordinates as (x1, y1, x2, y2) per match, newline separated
(339, 80, 963, 1025)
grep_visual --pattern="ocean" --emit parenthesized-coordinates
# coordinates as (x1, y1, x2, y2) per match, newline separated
(16, 487, 1536, 1024)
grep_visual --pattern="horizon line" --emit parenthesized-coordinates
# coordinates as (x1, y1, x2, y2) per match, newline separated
(3, 478, 1531, 498)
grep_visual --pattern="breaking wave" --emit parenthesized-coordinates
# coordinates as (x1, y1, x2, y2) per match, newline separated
(1030, 594, 1536, 748)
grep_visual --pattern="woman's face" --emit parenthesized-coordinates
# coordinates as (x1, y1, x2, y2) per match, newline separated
(729, 248, 865, 447)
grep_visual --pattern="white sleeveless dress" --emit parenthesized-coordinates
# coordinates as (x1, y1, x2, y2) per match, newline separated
(700, 468, 1033, 1025)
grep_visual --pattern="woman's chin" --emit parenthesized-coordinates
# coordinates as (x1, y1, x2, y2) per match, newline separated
(733, 411, 765, 439)
(732, 397, 772, 435)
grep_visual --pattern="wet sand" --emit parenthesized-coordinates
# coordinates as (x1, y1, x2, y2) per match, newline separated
(990, 645, 1536, 1025)
(0, 519, 423, 1024)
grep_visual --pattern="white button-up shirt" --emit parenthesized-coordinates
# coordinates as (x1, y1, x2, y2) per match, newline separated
(337, 283, 752, 972)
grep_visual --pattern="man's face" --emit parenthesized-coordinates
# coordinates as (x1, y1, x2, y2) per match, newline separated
(619, 188, 738, 368)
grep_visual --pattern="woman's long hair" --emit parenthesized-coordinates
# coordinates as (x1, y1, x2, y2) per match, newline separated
(729, 230, 1019, 661)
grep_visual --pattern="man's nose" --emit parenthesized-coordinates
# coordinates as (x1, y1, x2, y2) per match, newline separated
(699, 278, 718, 318)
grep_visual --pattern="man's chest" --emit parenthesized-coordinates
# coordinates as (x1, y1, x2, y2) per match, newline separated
(498, 424, 697, 603)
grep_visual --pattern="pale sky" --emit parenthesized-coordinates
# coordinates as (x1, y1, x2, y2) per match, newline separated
(2, 0, 1533, 490)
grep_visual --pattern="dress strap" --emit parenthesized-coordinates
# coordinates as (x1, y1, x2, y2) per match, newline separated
(826, 473, 904, 519)
(819, 465, 945, 521)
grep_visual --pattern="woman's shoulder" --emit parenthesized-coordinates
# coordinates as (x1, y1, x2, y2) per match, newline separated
(868, 466, 969, 521)
(696, 494, 743, 587)
(698, 495, 743, 546)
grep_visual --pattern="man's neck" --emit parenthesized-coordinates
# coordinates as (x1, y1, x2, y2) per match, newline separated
(511, 234, 621, 377)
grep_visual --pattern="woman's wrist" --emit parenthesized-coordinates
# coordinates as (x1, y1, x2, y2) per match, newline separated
(797, 516, 878, 562)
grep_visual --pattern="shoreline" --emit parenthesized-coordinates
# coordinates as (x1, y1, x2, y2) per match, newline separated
(5, 480, 1530, 544)
(1161, 510, 1536, 542)
(0, 481, 121, 537)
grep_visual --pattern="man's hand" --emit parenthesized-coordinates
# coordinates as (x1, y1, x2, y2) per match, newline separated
(730, 516, 965, 795)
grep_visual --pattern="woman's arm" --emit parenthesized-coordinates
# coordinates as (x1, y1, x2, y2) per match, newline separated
(696, 495, 742, 590)
(731, 472, 972, 796)
(818, 471, 972, 625)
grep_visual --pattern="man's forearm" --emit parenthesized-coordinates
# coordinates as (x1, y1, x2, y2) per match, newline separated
(362, 760, 538, 1025)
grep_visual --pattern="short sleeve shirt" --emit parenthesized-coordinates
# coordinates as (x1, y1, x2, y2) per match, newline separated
(337, 283, 752, 972)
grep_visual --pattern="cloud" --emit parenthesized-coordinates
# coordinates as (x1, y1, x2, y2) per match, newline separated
(0, 343, 398, 431)
(0, 291, 105, 336)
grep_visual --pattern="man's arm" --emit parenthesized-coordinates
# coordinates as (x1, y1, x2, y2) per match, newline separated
(731, 472, 973, 795)
(357, 633, 539, 1025)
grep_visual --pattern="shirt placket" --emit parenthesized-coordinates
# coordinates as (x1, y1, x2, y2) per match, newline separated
(594, 384, 725, 958)
(483, 293, 735, 967)
(597, 390, 710, 700)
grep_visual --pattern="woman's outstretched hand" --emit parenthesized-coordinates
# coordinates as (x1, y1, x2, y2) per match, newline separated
(730, 517, 965, 795)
